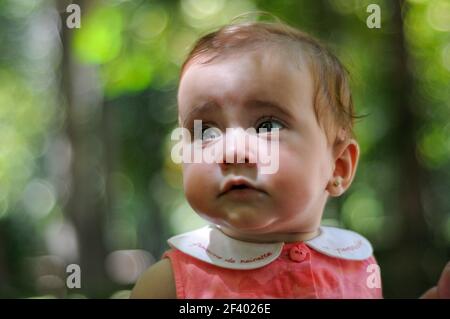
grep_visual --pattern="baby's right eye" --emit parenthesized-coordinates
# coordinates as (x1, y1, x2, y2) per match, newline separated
(202, 126, 222, 141)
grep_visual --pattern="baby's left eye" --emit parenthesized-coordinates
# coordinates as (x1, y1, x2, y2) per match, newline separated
(202, 126, 222, 141)
(256, 118, 284, 133)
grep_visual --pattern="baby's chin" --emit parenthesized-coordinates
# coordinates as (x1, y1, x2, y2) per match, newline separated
(197, 208, 276, 233)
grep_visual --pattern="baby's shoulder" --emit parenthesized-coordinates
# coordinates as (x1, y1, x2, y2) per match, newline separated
(130, 258, 176, 299)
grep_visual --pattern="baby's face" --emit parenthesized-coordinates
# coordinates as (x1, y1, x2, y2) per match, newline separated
(177, 48, 335, 240)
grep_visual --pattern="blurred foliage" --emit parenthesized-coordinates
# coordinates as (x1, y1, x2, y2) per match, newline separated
(0, 0, 449, 298)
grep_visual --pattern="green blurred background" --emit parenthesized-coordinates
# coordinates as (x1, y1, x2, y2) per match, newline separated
(0, 0, 449, 298)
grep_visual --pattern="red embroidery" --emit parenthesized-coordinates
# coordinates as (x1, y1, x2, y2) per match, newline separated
(336, 240, 363, 253)
(191, 242, 223, 260)
(190, 242, 273, 264)
(240, 252, 273, 263)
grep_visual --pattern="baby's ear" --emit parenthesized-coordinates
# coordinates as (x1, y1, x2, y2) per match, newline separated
(326, 138, 360, 197)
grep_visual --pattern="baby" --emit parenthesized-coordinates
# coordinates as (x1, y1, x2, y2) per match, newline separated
(131, 21, 450, 299)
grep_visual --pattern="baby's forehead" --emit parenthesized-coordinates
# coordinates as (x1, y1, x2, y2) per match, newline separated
(187, 41, 310, 76)
(177, 47, 317, 127)
(180, 45, 312, 96)
(180, 51, 312, 106)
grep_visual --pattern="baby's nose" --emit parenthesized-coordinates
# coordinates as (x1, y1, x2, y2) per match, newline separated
(219, 128, 257, 168)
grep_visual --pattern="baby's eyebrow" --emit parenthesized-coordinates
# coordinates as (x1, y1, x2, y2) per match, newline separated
(181, 99, 292, 127)
(182, 101, 218, 127)
(245, 99, 293, 118)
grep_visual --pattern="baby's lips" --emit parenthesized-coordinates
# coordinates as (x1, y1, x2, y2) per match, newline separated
(219, 176, 266, 196)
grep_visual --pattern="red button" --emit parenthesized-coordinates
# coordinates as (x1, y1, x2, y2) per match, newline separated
(289, 245, 308, 262)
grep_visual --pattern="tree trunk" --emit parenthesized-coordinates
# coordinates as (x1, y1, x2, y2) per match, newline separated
(388, 0, 430, 297)
(59, 0, 113, 297)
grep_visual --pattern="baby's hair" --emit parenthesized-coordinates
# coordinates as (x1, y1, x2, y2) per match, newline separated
(180, 16, 359, 144)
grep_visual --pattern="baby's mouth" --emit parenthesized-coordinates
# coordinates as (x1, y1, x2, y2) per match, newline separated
(230, 184, 251, 190)
(218, 177, 266, 197)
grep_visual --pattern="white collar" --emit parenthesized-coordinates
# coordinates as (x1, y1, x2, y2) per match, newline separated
(168, 225, 373, 270)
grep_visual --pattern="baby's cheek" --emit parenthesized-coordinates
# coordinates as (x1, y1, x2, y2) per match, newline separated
(183, 163, 216, 209)
(268, 154, 316, 209)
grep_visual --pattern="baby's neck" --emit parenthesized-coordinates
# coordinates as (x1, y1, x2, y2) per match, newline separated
(217, 226, 320, 244)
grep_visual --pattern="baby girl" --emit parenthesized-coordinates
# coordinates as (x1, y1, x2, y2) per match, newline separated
(131, 20, 450, 299)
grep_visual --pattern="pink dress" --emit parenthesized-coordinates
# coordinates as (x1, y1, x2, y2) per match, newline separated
(163, 225, 383, 299)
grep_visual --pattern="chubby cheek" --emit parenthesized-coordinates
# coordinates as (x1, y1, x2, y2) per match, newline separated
(265, 149, 324, 216)
(182, 163, 218, 213)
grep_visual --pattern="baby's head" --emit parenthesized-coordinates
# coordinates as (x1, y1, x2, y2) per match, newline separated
(177, 21, 360, 242)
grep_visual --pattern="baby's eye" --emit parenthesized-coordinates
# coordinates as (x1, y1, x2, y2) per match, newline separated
(202, 126, 222, 141)
(256, 118, 284, 134)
